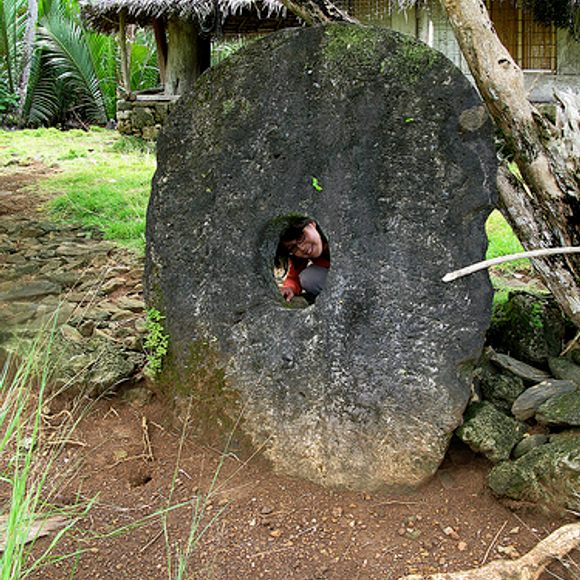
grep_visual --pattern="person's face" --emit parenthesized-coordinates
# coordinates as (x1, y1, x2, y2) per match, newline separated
(284, 222, 324, 259)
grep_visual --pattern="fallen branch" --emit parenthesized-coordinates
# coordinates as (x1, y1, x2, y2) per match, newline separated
(401, 522, 580, 580)
(442, 247, 580, 282)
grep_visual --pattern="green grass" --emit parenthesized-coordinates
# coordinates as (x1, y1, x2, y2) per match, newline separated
(0, 129, 528, 265)
(0, 322, 95, 578)
(0, 127, 155, 253)
(485, 209, 529, 271)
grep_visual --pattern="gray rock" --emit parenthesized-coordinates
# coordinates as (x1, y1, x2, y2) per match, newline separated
(0, 280, 62, 301)
(48, 271, 81, 288)
(488, 292, 565, 366)
(145, 25, 497, 490)
(475, 357, 525, 413)
(55, 241, 112, 257)
(101, 277, 125, 294)
(116, 296, 144, 312)
(456, 401, 527, 462)
(59, 324, 84, 344)
(488, 432, 580, 512)
(511, 379, 576, 421)
(512, 434, 548, 459)
(549, 357, 580, 387)
(489, 351, 551, 384)
(51, 336, 135, 397)
(536, 391, 580, 426)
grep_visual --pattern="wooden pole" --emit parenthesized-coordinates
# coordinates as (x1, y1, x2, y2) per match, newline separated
(442, 247, 580, 282)
(119, 9, 131, 94)
(152, 18, 168, 87)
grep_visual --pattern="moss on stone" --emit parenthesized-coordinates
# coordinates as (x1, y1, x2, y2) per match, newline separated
(536, 390, 580, 426)
(323, 24, 380, 69)
(381, 35, 440, 85)
(488, 433, 580, 511)
(456, 401, 527, 462)
(157, 337, 243, 444)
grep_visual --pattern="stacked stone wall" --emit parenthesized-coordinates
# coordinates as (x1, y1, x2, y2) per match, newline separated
(116, 99, 177, 140)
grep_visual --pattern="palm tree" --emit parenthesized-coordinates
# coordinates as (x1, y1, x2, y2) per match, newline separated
(1, 0, 159, 127)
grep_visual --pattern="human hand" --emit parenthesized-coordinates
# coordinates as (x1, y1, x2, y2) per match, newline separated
(280, 287, 295, 302)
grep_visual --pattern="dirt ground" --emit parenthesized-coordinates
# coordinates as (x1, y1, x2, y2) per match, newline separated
(27, 391, 578, 579)
(1, 163, 577, 579)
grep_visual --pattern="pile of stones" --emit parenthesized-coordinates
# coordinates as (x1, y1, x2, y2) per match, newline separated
(0, 214, 147, 397)
(455, 292, 579, 511)
(116, 98, 177, 141)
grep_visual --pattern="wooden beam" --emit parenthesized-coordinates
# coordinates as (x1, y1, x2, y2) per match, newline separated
(152, 18, 168, 86)
(119, 9, 131, 93)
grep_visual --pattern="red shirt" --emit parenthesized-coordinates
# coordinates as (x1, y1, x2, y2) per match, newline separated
(282, 255, 331, 295)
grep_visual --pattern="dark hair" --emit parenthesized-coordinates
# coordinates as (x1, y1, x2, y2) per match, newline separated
(274, 216, 329, 271)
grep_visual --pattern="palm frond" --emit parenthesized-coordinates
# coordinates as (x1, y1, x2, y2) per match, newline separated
(0, 0, 28, 93)
(22, 47, 64, 125)
(37, 6, 107, 123)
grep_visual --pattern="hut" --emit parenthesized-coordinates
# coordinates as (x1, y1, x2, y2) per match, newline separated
(81, 0, 579, 138)
(80, 0, 301, 137)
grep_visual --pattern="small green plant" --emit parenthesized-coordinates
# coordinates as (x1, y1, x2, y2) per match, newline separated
(57, 148, 87, 161)
(530, 302, 544, 329)
(311, 176, 323, 192)
(110, 135, 155, 154)
(143, 308, 169, 378)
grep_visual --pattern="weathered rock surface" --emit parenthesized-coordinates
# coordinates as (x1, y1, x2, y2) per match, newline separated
(512, 434, 548, 459)
(488, 431, 580, 512)
(455, 402, 527, 462)
(487, 292, 566, 366)
(536, 391, 580, 426)
(474, 357, 525, 414)
(488, 351, 551, 384)
(511, 379, 577, 421)
(0, 213, 147, 397)
(146, 24, 497, 490)
(549, 356, 580, 387)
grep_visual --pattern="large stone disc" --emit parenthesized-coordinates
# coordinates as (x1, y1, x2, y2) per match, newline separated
(145, 24, 497, 490)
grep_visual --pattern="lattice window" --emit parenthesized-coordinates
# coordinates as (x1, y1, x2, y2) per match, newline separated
(488, 0, 557, 71)
(351, 0, 392, 24)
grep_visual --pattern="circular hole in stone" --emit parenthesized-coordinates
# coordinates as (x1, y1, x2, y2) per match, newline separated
(270, 215, 331, 307)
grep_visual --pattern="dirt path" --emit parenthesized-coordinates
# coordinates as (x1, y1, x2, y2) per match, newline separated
(0, 165, 576, 579)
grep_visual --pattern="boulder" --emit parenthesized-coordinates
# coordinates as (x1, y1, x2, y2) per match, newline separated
(512, 434, 548, 459)
(536, 391, 580, 427)
(488, 431, 580, 511)
(50, 335, 135, 397)
(511, 379, 576, 421)
(488, 292, 565, 366)
(474, 357, 525, 413)
(488, 351, 551, 384)
(145, 24, 497, 490)
(549, 356, 580, 387)
(455, 402, 527, 462)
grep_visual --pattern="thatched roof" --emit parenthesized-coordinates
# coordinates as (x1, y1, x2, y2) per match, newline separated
(80, 0, 301, 35)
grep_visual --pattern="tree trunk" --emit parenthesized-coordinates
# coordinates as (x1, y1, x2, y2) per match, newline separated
(280, 0, 355, 25)
(165, 18, 210, 96)
(119, 9, 131, 94)
(16, 0, 38, 117)
(439, 0, 579, 328)
(278, 0, 580, 328)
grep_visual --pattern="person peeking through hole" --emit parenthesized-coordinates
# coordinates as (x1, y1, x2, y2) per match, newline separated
(275, 217, 330, 304)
